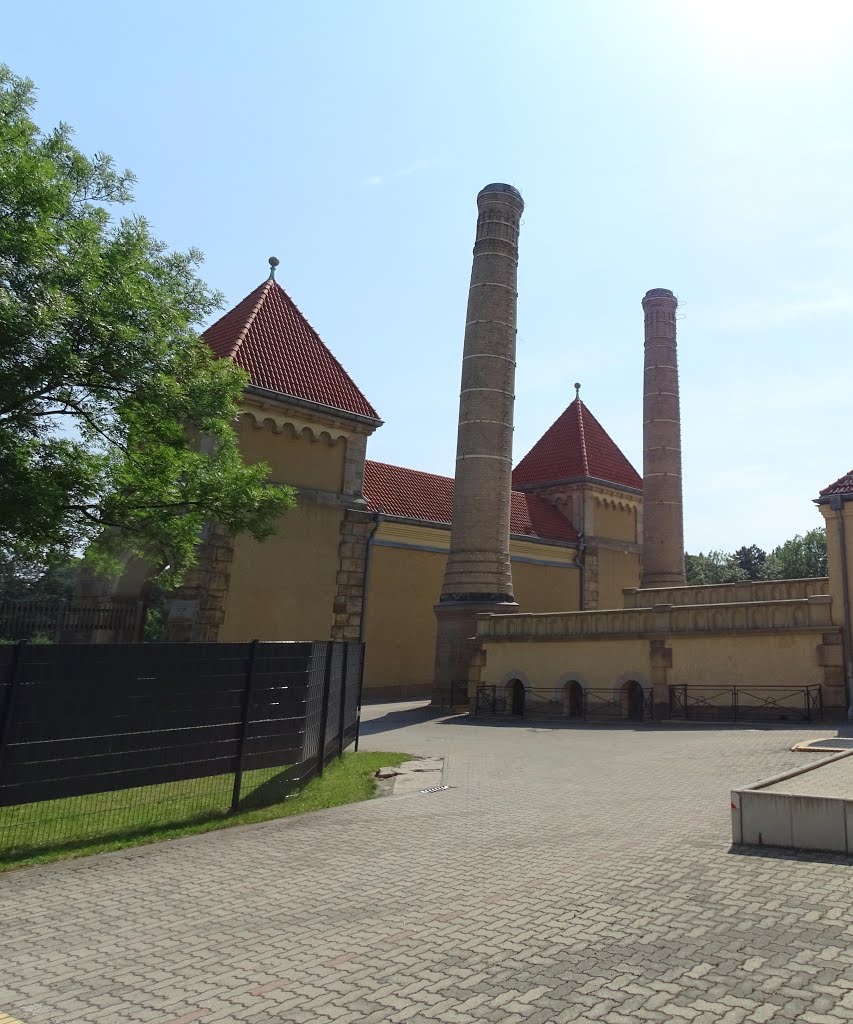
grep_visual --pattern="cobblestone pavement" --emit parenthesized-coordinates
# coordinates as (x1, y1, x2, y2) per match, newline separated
(2, 705, 852, 1024)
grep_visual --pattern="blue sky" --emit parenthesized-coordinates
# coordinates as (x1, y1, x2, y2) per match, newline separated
(7, 0, 853, 552)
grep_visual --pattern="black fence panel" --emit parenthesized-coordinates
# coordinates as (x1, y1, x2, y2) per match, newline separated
(0, 638, 363, 859)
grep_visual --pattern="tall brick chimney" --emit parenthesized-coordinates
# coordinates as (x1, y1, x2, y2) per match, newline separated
(433, 183, 524, 704)
(640, 288, 685, 588)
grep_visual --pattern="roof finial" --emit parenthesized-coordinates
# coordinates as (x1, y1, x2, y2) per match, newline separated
(268, 256, 280, 281)
(574, 382, 581, 401)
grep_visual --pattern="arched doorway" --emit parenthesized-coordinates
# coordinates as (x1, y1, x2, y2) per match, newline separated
(563, 680, 583, 719)
(622, 680, 644, 721)
(509, 678, 526, 717)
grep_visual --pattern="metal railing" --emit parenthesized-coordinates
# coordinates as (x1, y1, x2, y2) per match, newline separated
(437, 680, 470, 713)
(475, 684, 654, 723)
(0, 599, 145, 643)
(668, 684, 823, 723)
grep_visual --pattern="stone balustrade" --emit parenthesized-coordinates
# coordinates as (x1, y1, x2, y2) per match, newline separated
(477, 594, 834, 641)
(622, 577, 829, 609)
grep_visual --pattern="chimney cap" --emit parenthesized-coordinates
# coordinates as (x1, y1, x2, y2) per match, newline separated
(478, 182, 524, 210)
(643, 287, 676, 301)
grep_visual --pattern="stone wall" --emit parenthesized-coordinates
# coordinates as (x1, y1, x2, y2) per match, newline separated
(165, 523, 235, 642)
(331, 509, 377, 642)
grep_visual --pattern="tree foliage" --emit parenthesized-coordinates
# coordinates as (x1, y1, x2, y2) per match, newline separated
(734, 544, 767, 581)
(0, 550, 79, 602)
(764, 529, 828, 581)
(686, 529, 827, 585)
(684, 550, 748, 586)
(0, 67, 294, 584)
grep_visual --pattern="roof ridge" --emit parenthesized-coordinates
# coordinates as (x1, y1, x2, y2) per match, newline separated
(229, 279, 274, 361)
(365, 459, 453, 483)
(575, 398, 589, 477)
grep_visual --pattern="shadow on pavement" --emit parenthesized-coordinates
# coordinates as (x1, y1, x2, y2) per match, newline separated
(358, 705, 447, 736)
(440, 715, 833, 734)
(727, 844, 851, 866)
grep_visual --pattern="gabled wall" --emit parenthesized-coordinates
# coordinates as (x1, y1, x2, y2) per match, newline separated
(526, 481, 641, 609)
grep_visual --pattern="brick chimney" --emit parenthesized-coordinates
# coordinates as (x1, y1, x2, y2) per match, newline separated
(640, 288, 685, 588)
(433, 183, 524, 704)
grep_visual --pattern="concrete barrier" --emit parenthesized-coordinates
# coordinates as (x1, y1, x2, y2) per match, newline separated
(731, 751, 853, 854)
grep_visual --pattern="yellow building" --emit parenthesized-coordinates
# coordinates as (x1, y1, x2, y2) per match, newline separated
(155, 270, 643, 700)
(470, 469, 853, 721)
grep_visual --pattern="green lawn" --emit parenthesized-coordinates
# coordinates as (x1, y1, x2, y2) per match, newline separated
(0, 751, 411, 871)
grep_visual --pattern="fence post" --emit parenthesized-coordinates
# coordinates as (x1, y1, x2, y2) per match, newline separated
(337, 643, 349, 760)
(230, 639, 260, 814)
(134, 601, 146, 643)
(732, 686, 738, 722)
(55, 601, 67, 643)
(0, 640, 27, 787)
(354, 643, 366, 752)
(316, 641, 334, 777)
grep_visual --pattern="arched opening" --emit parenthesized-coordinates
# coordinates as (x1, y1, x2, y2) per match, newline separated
(508, 678, 525, 717)
(563, 680, 583, 719)
(622, 680, 644, 721)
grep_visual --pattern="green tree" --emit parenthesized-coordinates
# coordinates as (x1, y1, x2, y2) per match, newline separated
(764, 528, 828, 580)
(734, 544, 767, 581)
(684, 551, 749, 586)
(0, 549, 79, 601)
(0, 67, 294, 584)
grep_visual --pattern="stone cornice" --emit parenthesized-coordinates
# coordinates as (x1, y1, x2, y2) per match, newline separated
(242, 386, 382, 435)
(516, 476, 643, 499)
(477, 594, 834, 641)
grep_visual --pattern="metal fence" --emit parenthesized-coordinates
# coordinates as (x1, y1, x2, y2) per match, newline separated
(436, 680, 470, 712)
(668, 685, 823, 723)
(0, 639, 364, 861)
(0, 599, 145, 643)
(475, 684, 654, 723)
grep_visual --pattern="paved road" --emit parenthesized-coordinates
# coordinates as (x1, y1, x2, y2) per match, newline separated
(1, 706, 852, 1024)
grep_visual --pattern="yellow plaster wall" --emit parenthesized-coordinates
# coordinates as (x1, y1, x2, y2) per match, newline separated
(361, 522, 581, 697)
(236, 416, 346, 491)
(669, 634, 821, 688)
(597, 547, 641, 609)
(480, 638, 651, 691)
(363, 541, 445, 696)
(220, 502, 342, 641)
(513, 559, 580, 614)
(592, 503, 637, 543)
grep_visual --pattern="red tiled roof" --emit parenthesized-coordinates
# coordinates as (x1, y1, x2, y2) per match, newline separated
(512, 397, 641, 491)
(363, 461, 577, 543)
(820, 470, 853, 496)
(203, 279, 379, 420)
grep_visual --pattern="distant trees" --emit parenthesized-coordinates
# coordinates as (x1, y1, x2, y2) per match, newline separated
(0, 551, 79, 602)
(685, 528, 827, 586)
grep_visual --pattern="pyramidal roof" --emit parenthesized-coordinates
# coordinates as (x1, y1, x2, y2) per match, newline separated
(203, 278, 379, 420)
(512, 396, 641, 491)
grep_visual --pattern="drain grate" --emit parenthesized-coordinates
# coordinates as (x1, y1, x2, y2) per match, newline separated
(420, 785, 450, 794)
